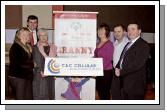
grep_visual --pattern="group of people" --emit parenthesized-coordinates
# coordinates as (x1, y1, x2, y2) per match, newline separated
(95, 23, 150, 100)
(9, 15, 56, 100)
(8, 14, 150, 100)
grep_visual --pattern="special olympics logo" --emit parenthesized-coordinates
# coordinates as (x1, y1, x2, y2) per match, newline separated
(71, 22, 81, 31)
(48, 59, 60, 74)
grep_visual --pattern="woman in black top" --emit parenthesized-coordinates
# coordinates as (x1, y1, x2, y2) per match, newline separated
(9, 27, 34, 100)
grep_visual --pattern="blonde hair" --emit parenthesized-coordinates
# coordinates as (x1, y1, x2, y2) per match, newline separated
(14, 27, 30, 42)
(14, 27, 32, 56)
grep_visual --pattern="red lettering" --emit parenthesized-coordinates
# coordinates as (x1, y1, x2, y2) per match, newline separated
(81, 47, 87, 54)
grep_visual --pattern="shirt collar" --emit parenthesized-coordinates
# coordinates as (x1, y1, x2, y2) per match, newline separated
(28, 27, 36, 32)
(130, 36, 140, 43)
(115, 36, 128, 45)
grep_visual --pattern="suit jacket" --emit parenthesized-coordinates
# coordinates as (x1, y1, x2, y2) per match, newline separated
(32, 29, 39, 43)
(35, 29, 39, 42)
(28, 28, 39, 43)
(116, 37, 150, 95)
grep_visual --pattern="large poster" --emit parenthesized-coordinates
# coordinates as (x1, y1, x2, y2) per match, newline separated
(54, 11, 97, 57)
(53, 11, 98, 100)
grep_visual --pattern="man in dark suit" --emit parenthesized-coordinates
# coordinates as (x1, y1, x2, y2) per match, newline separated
(27, 15, 39, 46)
(115, 22, 150, 100)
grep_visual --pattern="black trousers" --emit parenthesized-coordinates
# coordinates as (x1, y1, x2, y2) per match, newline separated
(111, 68, 145, 100)
(9, 76, 33, 100)
(121, 89, 144, 100)
(96, 69, 113, 100)
(111, 72, 122, 100)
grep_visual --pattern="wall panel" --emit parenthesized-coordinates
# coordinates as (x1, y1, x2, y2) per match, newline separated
(22, 5, 52, 29)
(5, 5, 22, 28)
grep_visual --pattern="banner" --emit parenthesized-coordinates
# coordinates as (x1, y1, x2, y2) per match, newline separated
(53, 11, 98, 100)
(54, 11, 98, 57)
(44, 57, 103, 76)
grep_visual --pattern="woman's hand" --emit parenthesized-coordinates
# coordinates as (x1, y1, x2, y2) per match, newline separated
(49, 43, 57, 57)
(40, 71, 47, 77)
(34, 62, 37, 67)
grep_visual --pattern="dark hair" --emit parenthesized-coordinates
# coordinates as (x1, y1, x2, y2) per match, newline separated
(27, 15, 38, 22)
(128, 21, 141, 30)
(98, 23, 110, 38)
(113, 24, 126, 31)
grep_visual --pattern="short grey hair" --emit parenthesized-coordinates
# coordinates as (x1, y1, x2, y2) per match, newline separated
(37, 28, 48, 36)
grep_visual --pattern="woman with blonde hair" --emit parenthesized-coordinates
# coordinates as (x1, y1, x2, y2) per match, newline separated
(32, 28, 56, 100)
(9, 27, 34, 100)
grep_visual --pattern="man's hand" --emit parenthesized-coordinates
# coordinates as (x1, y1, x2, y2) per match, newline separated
(115, 68, 120, 77)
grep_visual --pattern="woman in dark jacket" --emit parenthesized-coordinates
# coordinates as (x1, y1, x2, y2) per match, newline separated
(9, 27, 34, 100)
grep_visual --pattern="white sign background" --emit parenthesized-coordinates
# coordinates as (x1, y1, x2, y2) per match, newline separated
(44, 57, 103, 76)
(54, 12, 97, 57)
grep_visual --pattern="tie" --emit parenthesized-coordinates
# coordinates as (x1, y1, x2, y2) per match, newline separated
(30, 32, 34, 46)
(119, 41, 132, 69)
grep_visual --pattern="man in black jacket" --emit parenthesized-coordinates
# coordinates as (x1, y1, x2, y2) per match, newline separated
(115, 22, 150, 100)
